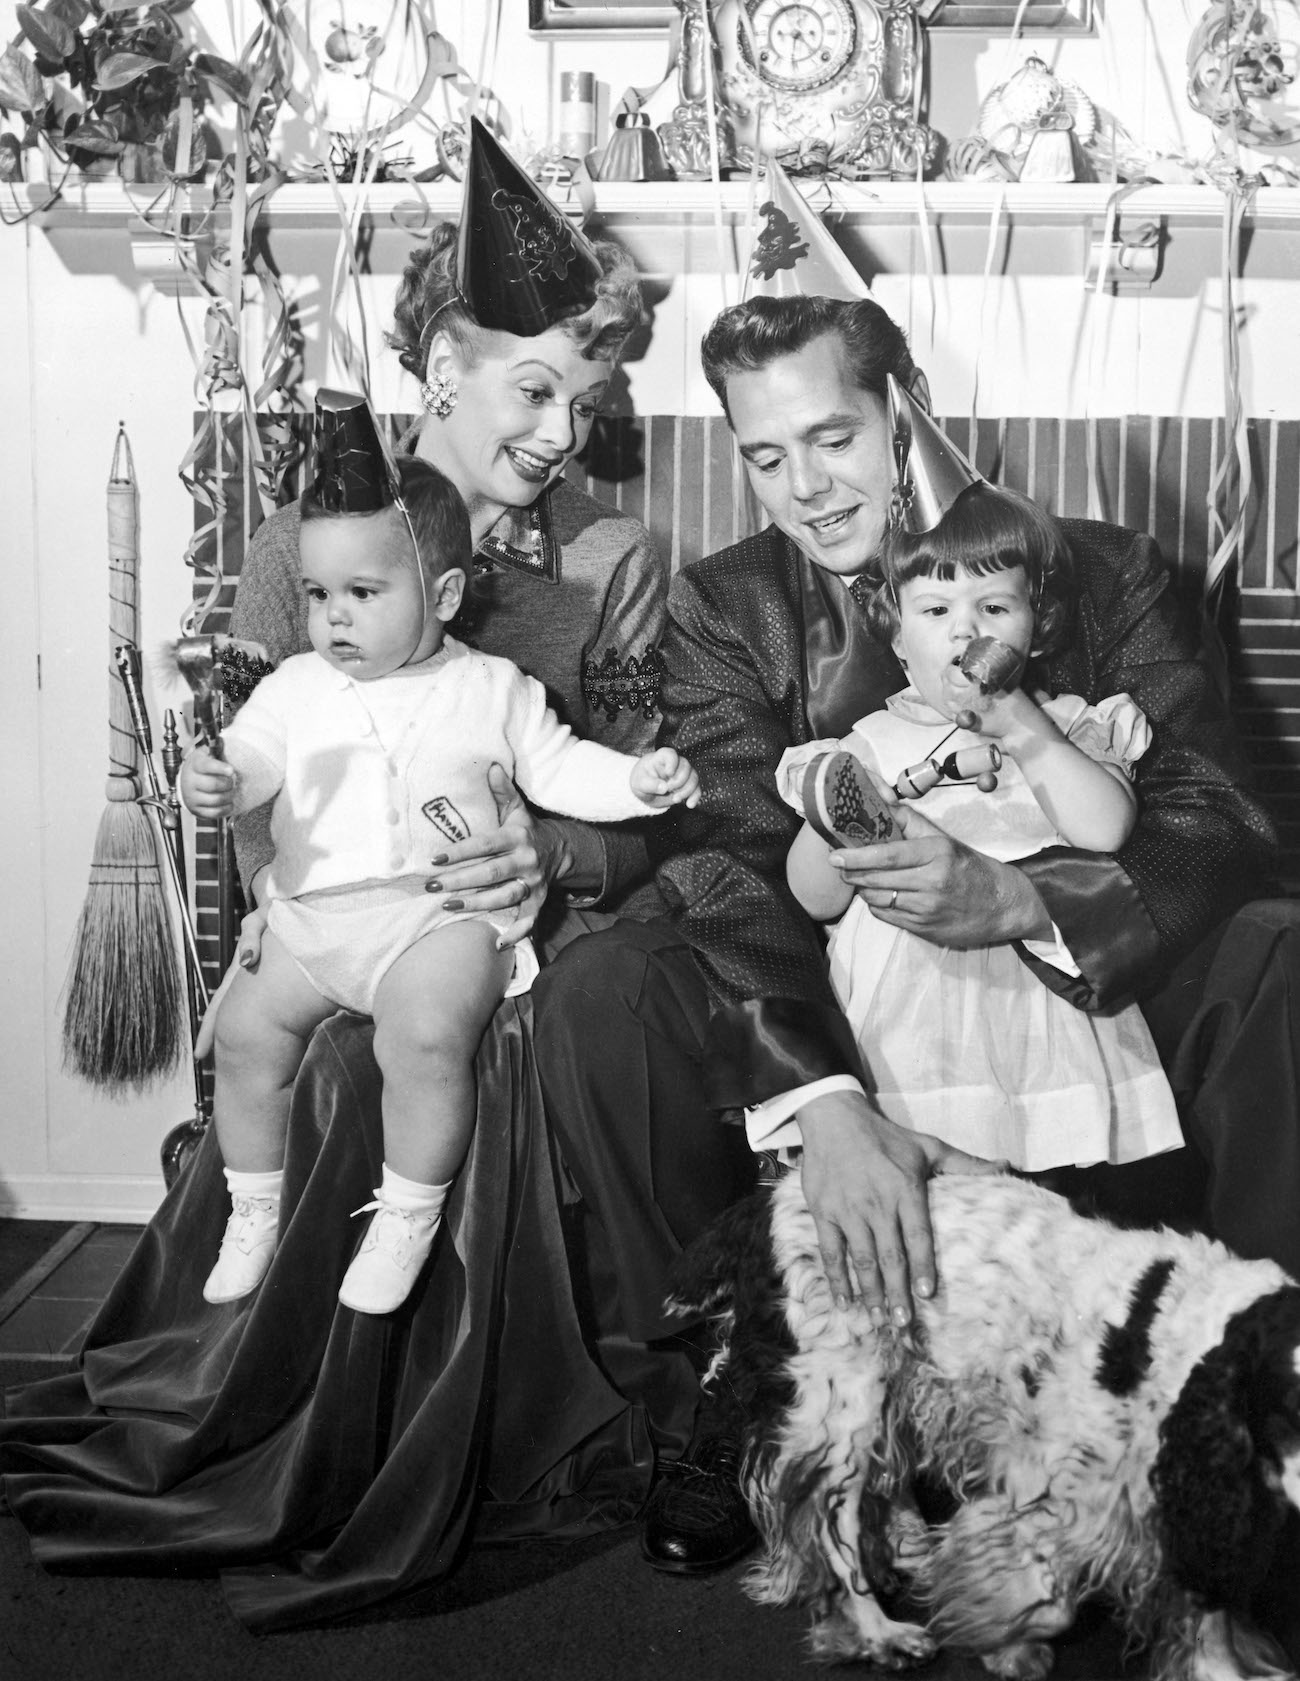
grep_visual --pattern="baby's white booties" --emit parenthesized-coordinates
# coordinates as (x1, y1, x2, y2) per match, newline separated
(338, 1166, 451, 1315)
(203, 1169, 283, 1304)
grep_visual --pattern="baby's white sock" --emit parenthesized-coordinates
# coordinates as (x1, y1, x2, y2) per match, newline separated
(224, 1166, 284, 1203)
(377, 1163, 452, 1220)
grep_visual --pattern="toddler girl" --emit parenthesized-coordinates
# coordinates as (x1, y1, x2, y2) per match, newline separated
(778, 403, 1180, 1173)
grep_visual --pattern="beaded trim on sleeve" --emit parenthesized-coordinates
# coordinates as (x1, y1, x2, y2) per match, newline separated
(582, 644, 665, 721)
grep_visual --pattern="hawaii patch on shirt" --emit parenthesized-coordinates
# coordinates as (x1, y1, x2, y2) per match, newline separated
(422, 797, 470, 844)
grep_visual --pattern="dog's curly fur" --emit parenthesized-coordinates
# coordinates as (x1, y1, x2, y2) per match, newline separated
(671, 1173, 1300, 1681)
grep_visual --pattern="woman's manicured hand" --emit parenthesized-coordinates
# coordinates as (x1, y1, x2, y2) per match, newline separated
(424, 762, 569, 946)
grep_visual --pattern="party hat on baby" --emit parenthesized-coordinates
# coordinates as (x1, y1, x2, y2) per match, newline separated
(311, 389, 402, 515)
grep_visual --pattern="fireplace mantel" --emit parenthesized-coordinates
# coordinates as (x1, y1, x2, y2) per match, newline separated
(15, 179, 1300, 293)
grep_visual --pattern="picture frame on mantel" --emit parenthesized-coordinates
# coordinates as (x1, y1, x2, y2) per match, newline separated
(528, 0, 677, 31)
(527, 1, 1093, 33)
(927, 1, 1092, 28)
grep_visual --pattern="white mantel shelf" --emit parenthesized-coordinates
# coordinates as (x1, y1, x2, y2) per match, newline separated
(14, 178, 1300, 227)
(15, 179, 1300, 289)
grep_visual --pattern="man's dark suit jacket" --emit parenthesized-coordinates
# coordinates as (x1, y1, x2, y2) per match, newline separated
(650, 519, 1278, 1112)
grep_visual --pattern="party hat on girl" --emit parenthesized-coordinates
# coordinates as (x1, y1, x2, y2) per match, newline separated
(886, 373, 984, 534)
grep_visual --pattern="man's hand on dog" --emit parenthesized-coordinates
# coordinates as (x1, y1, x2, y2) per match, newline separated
(797, 1089, 1002, 1325)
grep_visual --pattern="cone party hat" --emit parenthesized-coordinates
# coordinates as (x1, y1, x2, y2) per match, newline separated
(886, 373, 984, 535)
(457, 116, 603, 336)
(745, 158, 869, 302)
(312, 389, 402, 515)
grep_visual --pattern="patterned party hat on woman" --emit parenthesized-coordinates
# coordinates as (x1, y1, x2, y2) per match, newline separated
(457, 116, 603, 336)
(886, 373, 984, 534)
(312, 388, 402, 514)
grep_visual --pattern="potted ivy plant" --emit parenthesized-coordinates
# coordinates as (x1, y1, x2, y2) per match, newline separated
(0, 0, 253, 183)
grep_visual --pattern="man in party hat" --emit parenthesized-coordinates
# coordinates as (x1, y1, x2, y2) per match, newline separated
(744, 157, 870, 303)
(648, 285, 1298, 1354)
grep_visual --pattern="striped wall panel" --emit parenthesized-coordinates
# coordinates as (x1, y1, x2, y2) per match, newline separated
(192, 412, 1300, 987)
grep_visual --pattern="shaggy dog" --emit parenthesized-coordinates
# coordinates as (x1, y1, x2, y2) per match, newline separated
(671, 1173, 1300, 1680)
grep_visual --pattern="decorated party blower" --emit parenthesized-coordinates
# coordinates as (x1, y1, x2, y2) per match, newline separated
(62, 426, 183, 1092)
(457, 115, 603, 336)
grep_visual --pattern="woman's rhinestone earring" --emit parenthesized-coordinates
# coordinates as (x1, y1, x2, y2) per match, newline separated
(419, 370, 458, 419)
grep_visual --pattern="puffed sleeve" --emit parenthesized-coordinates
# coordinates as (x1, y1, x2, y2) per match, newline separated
(774, 739, 843, 811)
(1046, 692, 1152, 778)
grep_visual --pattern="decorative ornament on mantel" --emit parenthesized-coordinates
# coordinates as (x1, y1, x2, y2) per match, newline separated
(1187, 0, 1300, 156)
(654, 0, 939, 180)
(948, 56, 1097, 183)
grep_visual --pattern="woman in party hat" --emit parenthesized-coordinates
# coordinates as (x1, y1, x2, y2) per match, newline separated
(775, 378, 1182, 1172)
(0, 121, 753, 1624)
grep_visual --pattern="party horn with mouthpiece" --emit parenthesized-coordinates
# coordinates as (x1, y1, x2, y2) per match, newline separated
(958, 635, 1026, 695)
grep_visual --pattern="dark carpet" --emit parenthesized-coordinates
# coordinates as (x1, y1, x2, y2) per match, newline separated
(0, 1221, 1140, 1681)
(0, 1508, 1144, 1681)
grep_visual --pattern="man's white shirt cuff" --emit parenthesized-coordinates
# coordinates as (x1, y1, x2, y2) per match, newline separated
(1022, 922, 1081, 978)
(744, 1074, 864, 1155)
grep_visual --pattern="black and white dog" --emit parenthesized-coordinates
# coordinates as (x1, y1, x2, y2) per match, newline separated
(672, 1173, 1300, 1680)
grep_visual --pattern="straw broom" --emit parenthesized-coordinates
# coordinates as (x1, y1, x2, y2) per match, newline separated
(61, 425, 183, 1090)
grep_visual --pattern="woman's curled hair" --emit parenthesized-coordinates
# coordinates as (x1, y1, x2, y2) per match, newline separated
(858, 481, 1076, 661)
(387, 221, 644, 376)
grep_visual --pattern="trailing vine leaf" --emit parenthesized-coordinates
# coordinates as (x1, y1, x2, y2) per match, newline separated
(65, 114, 123, 154)
(16, 5, 77, 61)
(0, 46, 48, 113)
(193, 52, 250, 105)
(46, 0, 91, 24)
(95, 50, 169, 92)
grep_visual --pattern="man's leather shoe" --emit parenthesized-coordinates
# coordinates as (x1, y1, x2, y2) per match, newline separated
(640, 1431, 758, 1575)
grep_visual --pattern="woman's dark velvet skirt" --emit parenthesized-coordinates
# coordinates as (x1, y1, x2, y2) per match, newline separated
(0, 992, 683, 1631)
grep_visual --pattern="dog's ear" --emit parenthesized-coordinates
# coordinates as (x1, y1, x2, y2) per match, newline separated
(668, 1188, 774, 1318)
(1152, 1288, 1300, 1611)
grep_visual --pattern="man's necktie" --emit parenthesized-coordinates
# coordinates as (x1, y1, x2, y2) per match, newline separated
(847, 573, 874, 613)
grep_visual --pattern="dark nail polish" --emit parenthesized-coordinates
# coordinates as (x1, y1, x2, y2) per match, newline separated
(444, 898, 464, 911)
(429, 854, 448, 866)
(425, 881, 442, 894)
